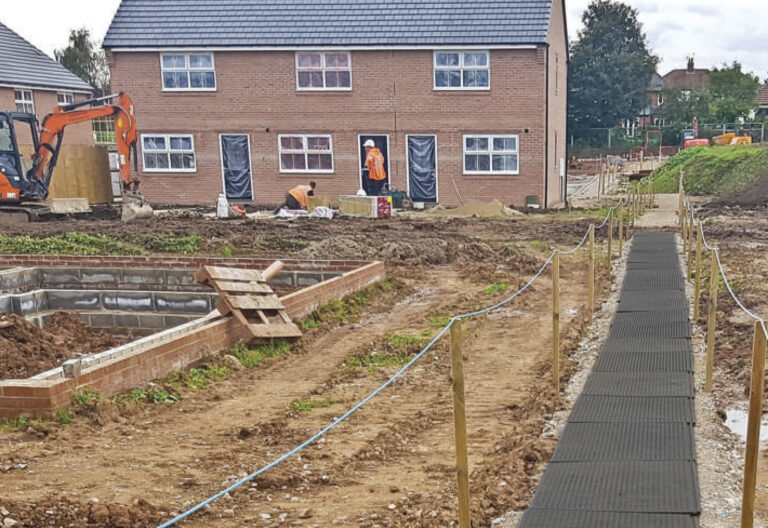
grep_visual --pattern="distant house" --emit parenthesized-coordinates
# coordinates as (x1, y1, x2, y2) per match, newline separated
(0, 21, 94, 145)
(630, 58, 711, 130)
(757, 84, 768, 118)
(102, 0, 569, 208)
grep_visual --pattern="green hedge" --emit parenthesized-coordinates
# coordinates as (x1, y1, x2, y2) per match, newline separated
(652, 145, 768, 195)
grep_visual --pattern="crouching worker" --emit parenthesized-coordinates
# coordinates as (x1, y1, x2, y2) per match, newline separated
(273, 181, 316, 214)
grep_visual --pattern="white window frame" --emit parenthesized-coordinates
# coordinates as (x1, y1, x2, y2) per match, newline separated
(140, 133, 197, 173)
(14, 89, 34, 113)
(57, 91, 75, 106)
(160, 53, 217, 92)
(433, 50, 491, 91)
(657, 93, 664, 105)
(278, 134, 335, 174)
(463, 134, 519, 175)
(295, 51, 353, 91)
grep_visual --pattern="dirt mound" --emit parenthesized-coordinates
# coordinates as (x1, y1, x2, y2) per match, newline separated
(0, 312, 127, 380)
(426, 199, 523, 218)
(708, 172, 768, 209)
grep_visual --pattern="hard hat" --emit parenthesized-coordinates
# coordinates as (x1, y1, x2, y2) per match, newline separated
(356, 188, 367, 196)
(363, 139, 375, 148)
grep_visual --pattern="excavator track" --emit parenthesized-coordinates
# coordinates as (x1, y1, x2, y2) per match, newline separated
(0, 205, 51, 225)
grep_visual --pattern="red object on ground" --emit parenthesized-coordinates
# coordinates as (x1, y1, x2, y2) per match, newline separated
(375, 197, 392, 218)
(684, 139, 710, 148)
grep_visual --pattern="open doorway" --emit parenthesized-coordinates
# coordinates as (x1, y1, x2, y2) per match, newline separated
(358, 134, 389, 195)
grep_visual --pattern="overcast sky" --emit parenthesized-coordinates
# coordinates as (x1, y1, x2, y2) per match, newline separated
(1, 0, 766, 80)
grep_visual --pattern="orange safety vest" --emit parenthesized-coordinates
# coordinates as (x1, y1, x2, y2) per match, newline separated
(288, 185, 313, 208)
(365, 147, 387, 181)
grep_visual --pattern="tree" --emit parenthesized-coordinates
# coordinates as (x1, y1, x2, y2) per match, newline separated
(707, 62, 759, 122)
(54, 28, 110, 97)
(568, 0, 659, 132)
(656, 87, 712, 126)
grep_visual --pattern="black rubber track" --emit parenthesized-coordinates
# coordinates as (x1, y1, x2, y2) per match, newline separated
(518, 231, 700, 527)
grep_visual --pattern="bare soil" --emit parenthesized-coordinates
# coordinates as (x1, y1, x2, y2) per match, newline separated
(0, 312, 128, 380)
(0, 214, 614, 528)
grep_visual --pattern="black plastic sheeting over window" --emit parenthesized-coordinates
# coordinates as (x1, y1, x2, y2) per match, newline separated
(221, 134, 253, 200)
(407, 135, 437, 202)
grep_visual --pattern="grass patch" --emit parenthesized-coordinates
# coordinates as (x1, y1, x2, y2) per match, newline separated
(56, 408, 73, 425)
(0, 415, 29, 431)
(652, 145, 768, 195)
(0, 233, 143, 256)
(347, 353, 415, 370)
(291, 397, 337, 412)
(114, 388, 181, 404)
(184, 366, 231, 391)
(301, 318, 319, 330)
(485, 282, 509, 295)
(385, 333, 431, 347)
(72, 388, 100, 406)
(309, 278, 400, 326)
(529, 240, 552, 252)
(427, 314, 453, 328)
(229, 340, 291, 369)
(220, 245, 233, 257)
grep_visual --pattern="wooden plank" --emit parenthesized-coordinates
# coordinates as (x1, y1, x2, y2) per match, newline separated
(450, 320, 471, 528)
(227, 296, 285, 311)
(215, 299, 232, 316)
(203, 266, 265, 282)
(247, 323, 302, 339)
(214, 281, 273, 294)
(742, 322, 767, 528)
(193, 269, 211, 285)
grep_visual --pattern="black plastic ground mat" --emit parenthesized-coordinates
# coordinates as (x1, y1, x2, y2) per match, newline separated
(518, 510, 699, 528)
(583, 372, 694, 397)
(527, 461, 700, 513)
(609, 319, 691, 339)
(601, 337, 692, 353)
(593, 352, 693, 372)
(551, 423, 695, 462)
(618, 291, 689, 312)
(517, 232, 699, 527)
(569, 396, 695, 423)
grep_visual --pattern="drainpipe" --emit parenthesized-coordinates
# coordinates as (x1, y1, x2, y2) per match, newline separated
(544, 44, 550, 208)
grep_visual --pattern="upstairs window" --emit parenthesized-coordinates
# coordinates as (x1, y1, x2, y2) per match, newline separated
(14, 89, 34, 113)
(279, 134, 334, 173)
(57, 92, 74, 106)
(434, 51, 490, 90)
(142, 134, 196, 172)
(161, 53, 216, 91)
(296, 52, 352, 90)
(464, 135, 519, 175)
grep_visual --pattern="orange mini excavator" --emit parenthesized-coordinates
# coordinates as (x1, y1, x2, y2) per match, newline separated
(0, 92, 152, 222)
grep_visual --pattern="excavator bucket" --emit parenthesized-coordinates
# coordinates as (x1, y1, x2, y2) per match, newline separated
(121, 192, 154, 222)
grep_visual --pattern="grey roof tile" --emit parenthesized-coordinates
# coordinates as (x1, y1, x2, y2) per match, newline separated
(0, 22, 93, 92)
(103, 0, 553, 48)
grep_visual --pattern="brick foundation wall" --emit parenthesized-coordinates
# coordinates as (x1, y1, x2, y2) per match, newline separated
(107, 48, 555, 208)
(0, 261, 385, 419)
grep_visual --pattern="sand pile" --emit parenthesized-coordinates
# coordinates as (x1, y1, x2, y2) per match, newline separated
(425, 199, 523, 218)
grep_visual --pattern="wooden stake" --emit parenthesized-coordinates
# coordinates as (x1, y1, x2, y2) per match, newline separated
(682, 208, 688, 254)
(450, 320, 471, 528)
(552, 252, 561, 393)
(741, 322, 767, 528)
(694, 225, 703, 319)
(618, 202, 624, 255)
(687, 218, 694, 283)
(679, 173, 685, 226)
(705, 249, 719, 392)
(607, 209, 613, 263)
(588, 225, 595, 325)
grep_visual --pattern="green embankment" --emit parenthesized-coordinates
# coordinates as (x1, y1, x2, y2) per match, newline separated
(652, 145, 768, 195)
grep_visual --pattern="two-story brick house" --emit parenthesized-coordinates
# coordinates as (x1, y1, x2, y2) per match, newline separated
(0, 21, 94, 145)
(103, 0, 568, 208)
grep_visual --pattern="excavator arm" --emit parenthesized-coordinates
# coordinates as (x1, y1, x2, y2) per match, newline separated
(30, 92, 139, 194)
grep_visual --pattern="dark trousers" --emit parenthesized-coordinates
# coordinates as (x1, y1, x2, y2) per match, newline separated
(273, 193, 301, 214)
(368, 179, 386, 196)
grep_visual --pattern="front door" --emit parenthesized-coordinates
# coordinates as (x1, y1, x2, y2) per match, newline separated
(358, 135, 389, 195)
(219, 134, 253, 200)
(406, 135, 438, 203)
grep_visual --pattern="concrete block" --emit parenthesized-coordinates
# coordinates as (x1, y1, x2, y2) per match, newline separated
(155, 293, 213, 314)
(62, 359, 82, 379)
(40, 268, 81, 288)
(46, 290, 102, 311)
(164, 315, 197, 329)
(104, 292, 153, 312)
(88, 313, 117, 329)
(0, 269, 41, 292)
(81, 269, 121, 286)
(114, 313, 140, 328)
(121, 269, 167, 287)
(138, 314, 167, 329)
(0, 296, 12, 313)
(268, 272, 295, 288)
(165, 270, 198, 287)
(12, 291, 46, 316)
(297, 273, 324, 287)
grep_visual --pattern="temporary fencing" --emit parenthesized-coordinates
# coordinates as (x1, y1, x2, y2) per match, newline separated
(156, 190, 649, 528)
(678, 174, 768, 528)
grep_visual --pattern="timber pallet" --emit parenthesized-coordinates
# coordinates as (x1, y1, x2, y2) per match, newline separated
(194, 265, 302, 342)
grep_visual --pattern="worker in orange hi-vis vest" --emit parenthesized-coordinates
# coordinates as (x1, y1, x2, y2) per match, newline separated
(364, 139, 387, 195)
(273, 181, 316, 214)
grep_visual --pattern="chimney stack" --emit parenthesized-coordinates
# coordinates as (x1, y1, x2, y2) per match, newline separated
(687, 57, 694, 73)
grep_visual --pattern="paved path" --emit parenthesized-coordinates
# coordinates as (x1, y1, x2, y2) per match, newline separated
(518, 231, 700, 527)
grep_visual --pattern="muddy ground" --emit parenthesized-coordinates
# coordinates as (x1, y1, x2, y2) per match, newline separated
(0, 313, 127, 379)
(0, 212, 617, 527)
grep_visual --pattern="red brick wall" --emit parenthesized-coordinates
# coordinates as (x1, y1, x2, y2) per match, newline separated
(0, 261, 385, 419)
(546, 0, 568, 208)
(0, 88, 94, 146)
(107, 47, 562, 207)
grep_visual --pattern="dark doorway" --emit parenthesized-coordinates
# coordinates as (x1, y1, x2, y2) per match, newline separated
(358, 134, 389, 195)
(406, 134, 438, 203)
(219, 134, 253, 200)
